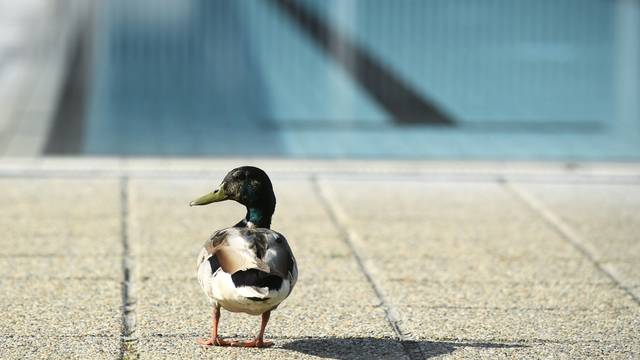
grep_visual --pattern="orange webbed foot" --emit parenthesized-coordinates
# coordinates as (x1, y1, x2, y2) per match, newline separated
(197, 337, 232, 347)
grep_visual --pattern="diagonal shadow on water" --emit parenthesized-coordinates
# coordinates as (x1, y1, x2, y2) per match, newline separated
(283, 337, 527, 359)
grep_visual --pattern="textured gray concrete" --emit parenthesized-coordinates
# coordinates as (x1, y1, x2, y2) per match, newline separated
(0, 178, 122, 359)
(319, 178, 640, 355)
(135, 336, 409, 359)
(519, 183, 640, 299)
(0, 160, 639, 359)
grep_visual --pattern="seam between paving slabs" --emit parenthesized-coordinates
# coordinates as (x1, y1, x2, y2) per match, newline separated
(311, 175, 423, 360)
(120, 176, 139, 359)
(505, 182, 640, 306)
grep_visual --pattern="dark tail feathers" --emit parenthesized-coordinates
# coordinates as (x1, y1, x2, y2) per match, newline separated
(231, 269, 283, 290)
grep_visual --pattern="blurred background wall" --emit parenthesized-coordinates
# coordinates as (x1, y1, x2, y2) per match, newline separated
(0, 0, 90, 156)
(0, 0, 638, 160)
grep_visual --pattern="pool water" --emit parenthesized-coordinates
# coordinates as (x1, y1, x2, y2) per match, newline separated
(80, 0, 640, 159)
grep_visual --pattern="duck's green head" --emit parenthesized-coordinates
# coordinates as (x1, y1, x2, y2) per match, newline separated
(190, 166, 276, 227)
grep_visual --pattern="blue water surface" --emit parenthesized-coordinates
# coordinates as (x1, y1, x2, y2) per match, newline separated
(83, 0, 640, 159)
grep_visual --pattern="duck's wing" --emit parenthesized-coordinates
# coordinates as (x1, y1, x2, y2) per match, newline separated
(235, 228, 297, 296)
(198, 228, 270, 273)
(202, 228, 230, 254)
(198, 228, 296, 287)
(196, 228, 227, 269)
(261, 230, 296, 284)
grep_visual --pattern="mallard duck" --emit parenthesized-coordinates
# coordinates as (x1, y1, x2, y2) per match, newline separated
(190, 166, 297, 348)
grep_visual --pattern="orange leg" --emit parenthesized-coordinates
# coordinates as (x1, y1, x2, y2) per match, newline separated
(197, 307, 231, 346)
(232, 311, 274, 348)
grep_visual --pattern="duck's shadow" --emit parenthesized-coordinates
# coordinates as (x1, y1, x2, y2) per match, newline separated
(282, 337, 527, 359)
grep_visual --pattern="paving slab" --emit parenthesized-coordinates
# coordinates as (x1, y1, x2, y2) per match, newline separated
(325, 182, 541, 222)
(129, 179, 348, 260)
(347, 219, 584, 259)
(518, 183, 640, 301)
(320, 179, 639, 352)
(519, 183, 640, 261)
(0, 279, 121, 336)
(374, 255, 610, 284)
(418, 340, 640, 359)
(130, 178, 395, 357)
(0, 179, 121, 255)
(127, 179, 343, 256)
(128, 179, 241, 256)
(135, 336, 408, 359)
(0, 256, 121, 279)
(138, 253, 364, 283)
(382, 280, 635, 311)
(0, 336, 119, 360)
(136, 279, 392, 339)
(399, 307, 640, 343)
(1, 161, 639, 359)
(601, 260, 640, 288)
(0, 178, 122, 359)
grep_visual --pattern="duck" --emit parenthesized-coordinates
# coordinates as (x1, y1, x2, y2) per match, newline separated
(189, 166, 297, 348)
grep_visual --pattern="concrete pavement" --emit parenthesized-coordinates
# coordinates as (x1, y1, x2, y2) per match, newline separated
(0, 159, 638, 359)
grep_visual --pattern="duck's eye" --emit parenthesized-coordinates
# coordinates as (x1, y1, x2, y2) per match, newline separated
(213, 189, 219, 194)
